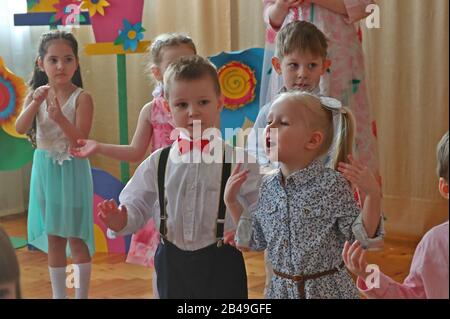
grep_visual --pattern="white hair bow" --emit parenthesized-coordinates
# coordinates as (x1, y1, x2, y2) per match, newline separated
(319, 96, 347, 114)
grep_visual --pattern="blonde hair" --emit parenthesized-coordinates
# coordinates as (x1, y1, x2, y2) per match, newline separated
(163, 55, 221, 100)
(148, 33, 197, 67)
(275, 20, 328, 60)
(437, 131, 449, 182)
(0, 226, 21, 298)
(275, 91, 355, 169)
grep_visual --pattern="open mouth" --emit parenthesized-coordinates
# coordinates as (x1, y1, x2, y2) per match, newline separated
(265, 133, 275, 151)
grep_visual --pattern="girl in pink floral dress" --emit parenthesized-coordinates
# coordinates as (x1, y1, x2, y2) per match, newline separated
(71, 34, 197, 293)
(261, 0, 380, 179)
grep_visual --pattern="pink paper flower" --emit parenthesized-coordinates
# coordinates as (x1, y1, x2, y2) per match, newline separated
(53, 0, 82, 26)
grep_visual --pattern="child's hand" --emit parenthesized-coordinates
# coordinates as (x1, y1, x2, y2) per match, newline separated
(70, 139, 99, 158)
(98, 199, 128, 232)
(224, 163, 249, 208)
(223, 230, 236, 246)
(47, 95, 64, 123)
(223, 230, 250, 251)
(275, 0, 304, 10)
(342, 240, 369, 279)
(32, 85, 51, 105)
(338, 155, 381, 197)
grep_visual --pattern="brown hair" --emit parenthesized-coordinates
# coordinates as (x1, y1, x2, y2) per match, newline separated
(275, 20, 328, 60)
(0, 226, 21, 299)
(437, 131, 449, 182)
(163, 55, 221, 100)
(148, 33, 197, 67)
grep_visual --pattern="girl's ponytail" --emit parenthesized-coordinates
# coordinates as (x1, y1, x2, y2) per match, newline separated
(332, 106, 356, 169)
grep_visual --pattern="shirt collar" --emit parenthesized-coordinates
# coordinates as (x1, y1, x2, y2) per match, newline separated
(279, 85, 320, 95)
(269, 159, 325, 188)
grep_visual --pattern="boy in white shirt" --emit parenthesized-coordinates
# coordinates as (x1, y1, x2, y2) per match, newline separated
(97, 56, 261, 298)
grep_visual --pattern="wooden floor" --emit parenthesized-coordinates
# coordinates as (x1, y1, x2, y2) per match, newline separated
(1, 214, 418, 299)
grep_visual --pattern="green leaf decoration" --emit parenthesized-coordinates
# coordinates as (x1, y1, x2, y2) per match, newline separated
(27, 0, 39, 10)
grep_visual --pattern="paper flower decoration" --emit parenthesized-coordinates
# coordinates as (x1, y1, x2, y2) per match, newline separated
(0, 57, 34, 171)
(218, 62, 256, 111)
(52, 0, 83, 26)
(82, 0, 110, 17)
(27, 0, 41, 10)
(0, 57, 26, 127)
(209, 48, 264, 137)
(114, 19, 145, 52)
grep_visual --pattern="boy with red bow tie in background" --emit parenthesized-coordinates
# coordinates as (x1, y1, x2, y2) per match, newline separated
(97, 55, 261, 298)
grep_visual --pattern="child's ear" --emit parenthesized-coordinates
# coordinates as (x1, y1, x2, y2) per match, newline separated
(438, 178, 449, 199)
(322, 59, 331, 74)
(272, 57, 282, 75)
(305, 131, 324, 151)
(150, 65, 163, 82)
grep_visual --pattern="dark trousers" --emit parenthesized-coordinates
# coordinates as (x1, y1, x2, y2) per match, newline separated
(154, 239, 248, 299)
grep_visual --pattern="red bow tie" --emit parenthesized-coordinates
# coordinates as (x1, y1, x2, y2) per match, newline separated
(177, 137, 210, 154)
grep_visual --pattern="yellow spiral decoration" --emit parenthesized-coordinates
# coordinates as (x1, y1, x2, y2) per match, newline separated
(218, 62, 256, 111)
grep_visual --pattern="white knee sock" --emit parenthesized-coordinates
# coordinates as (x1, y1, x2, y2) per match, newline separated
(74, 262, 91, 299)
(48, 266, 67, 299)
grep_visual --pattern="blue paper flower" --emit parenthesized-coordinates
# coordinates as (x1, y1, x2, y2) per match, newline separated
(114, 19, 145, 52)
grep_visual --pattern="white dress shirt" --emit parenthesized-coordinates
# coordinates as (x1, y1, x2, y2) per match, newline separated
(116, 139, 262, 251)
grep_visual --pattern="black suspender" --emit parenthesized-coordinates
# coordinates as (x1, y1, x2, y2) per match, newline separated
(158, 146, 171, 237)
(216, 159, 231, 245)
(157, 146, 232, 244)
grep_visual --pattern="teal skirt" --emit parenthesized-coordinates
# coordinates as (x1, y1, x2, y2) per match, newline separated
(27, 149, 95, 257)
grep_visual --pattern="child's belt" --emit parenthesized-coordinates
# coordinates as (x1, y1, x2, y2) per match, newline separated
(273, 262, 345, 298)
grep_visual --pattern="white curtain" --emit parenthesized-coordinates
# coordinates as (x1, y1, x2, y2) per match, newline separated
(0, 1, 47, 217)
